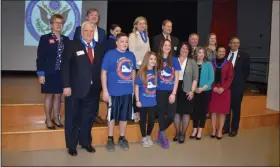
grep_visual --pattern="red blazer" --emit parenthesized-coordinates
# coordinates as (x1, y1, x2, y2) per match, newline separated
(212, 61, 234, 91)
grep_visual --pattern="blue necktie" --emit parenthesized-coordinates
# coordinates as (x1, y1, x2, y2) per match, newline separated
(229, 52, 234, 62)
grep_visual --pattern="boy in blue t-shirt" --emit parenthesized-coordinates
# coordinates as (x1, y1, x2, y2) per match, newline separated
(101, 33, 136, 152)
(134, 51, 157, 148)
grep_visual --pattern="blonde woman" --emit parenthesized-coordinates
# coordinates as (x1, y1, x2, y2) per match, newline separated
(128, 16, 151, 69)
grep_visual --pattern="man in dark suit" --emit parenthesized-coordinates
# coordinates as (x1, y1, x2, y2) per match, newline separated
(74, 8, 106, 45)
(152, 19, 179, 55)
(223, 37, 250, 137)
(188, 33, 199, 57)
(61, 21, 104, 156)
(74, 9, 106, 124)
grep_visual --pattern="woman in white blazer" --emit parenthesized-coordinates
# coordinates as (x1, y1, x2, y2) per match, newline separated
(128, 16, 151, 69)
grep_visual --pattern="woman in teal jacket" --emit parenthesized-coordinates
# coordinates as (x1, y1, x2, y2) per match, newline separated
(189, 46, 214, 140)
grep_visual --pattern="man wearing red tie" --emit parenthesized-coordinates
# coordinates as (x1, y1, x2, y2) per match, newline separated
(61, 21, 104, 156)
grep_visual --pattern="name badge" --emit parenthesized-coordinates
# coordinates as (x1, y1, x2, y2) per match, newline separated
(76, 50, 85, 56)
(49, 39, 55, 44)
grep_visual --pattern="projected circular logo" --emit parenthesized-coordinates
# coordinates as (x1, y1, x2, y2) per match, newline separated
(25, 0, 81, 41)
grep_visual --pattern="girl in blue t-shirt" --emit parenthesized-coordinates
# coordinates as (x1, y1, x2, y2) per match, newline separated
(156, 39, 181, 149)
(135, 51, 157, 148)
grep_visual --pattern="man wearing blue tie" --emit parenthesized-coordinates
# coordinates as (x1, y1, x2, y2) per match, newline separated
(223, 37, 250, 137)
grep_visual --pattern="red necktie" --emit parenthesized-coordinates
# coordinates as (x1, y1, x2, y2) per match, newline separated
(87, 43, 94, 64)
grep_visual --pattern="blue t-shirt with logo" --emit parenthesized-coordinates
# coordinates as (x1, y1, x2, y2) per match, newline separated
(157, 56, 181, 91)
(135, 69, 157, 107)
(102, 49, 136, 96)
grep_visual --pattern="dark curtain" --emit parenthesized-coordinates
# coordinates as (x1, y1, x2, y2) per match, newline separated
(211, 0, 237, 49)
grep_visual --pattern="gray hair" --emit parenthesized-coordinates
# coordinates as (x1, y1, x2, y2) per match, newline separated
(81, 21, 96, 32)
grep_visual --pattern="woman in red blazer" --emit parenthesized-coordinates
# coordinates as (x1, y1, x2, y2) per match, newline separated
(208, 46, 234, 140)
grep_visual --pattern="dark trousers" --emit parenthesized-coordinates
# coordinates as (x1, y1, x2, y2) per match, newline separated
(156, 90, 177, 131)
(95, 88, 102, 116)
(192, 90, 211, 128)
(139, 106, 157, 137)
(224, 90, 244, 132)
(133, 69, 140, 113)
(65, 85, 99, 149)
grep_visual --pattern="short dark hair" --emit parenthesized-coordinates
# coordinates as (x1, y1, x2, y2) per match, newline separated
(110, 24, 120, 31)
(116, 32, 128, 41)
(177, 42, 192, 57)
(229, 36, 240, 43)
(217, 45, 226, 51)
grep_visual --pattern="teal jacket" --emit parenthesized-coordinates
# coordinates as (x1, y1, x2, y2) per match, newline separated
(198, 61, 214, 91)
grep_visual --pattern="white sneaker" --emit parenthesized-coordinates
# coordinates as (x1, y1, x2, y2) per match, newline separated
(146, 135, 154, 146)
(141, 137, 151, 148)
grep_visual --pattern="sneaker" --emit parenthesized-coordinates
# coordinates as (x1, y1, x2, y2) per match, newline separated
(146, 136, 154, 146)
(160, 137, 169, 149)
(141, 137, 151, 148)
(119, 137, 129, 150)
(106, 138, 115, 152)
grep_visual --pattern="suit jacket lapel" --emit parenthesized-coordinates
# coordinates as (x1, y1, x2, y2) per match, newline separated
(97, 27, 101, 42)
(235, 51, 241, 66)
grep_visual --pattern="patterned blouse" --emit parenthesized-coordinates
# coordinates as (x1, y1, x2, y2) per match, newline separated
(51, 32, 64, 70)
(205, 47, 217, 61)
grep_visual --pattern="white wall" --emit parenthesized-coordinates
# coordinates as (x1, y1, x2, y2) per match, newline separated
(266, 0, 279, 111)
(1, 1, 108, 71)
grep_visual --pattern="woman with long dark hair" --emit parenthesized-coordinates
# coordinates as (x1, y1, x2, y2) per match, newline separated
(156, 39, 181, 149)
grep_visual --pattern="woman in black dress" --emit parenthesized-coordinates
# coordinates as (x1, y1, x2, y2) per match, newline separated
(104, 24, 121, 53)
(36, 14, 69, 129)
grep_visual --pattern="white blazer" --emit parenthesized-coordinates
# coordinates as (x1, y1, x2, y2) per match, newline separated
(128, 31, 151, 68)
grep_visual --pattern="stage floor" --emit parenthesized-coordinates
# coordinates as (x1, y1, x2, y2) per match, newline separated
(2, 74, 264, 105)
(1, 74, 279, 152)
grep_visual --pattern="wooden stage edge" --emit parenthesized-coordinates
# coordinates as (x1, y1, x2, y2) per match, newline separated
(1, 95, 280, 152)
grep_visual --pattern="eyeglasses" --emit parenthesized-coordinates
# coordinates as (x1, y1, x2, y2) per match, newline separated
(53, 22, 63, 25)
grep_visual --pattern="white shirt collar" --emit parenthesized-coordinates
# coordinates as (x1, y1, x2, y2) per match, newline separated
(230, 50, 238, 54)
(94, 26, 98, 42)
(82, 39, 93, 47)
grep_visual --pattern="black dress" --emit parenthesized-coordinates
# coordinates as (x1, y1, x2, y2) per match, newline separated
(176, 61, 195, 115)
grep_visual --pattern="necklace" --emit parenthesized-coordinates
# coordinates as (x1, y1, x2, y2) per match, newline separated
(214, 58, 227, 69)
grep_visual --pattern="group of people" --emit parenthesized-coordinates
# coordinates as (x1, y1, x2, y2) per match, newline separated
(36, 8, 250, 156)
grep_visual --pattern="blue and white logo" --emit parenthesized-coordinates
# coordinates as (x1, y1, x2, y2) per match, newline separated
(24, 0, 82, 46)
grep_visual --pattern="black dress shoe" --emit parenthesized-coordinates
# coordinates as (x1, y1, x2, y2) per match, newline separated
(189, 131, 197, 139)
(45, 121, 55, 130)
(196, 135, 202, 140)
(223, 129, 230, 135)
(52, 120, 64, 128)
(82, 145, 96, 153)
(68, 149, 77, 156)
(178, 135, 185, 144)
(216, 136, 223, 140)
(229, 131, 238, 137)
(173, 133, 180, 142)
